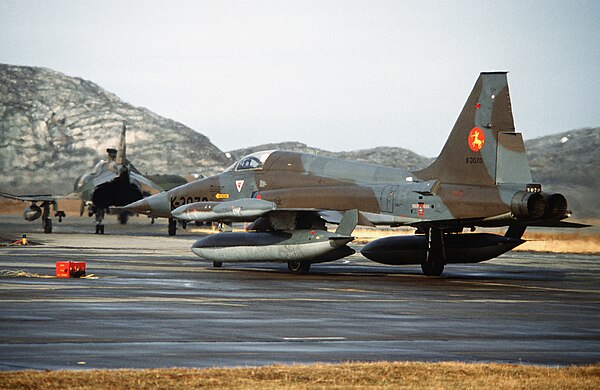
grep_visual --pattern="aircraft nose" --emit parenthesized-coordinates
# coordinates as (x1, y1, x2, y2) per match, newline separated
(123, 198, 151, 214)
(123, 191, 171, 217)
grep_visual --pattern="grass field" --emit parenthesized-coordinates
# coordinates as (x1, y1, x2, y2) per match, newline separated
(1, 362, 599, 389)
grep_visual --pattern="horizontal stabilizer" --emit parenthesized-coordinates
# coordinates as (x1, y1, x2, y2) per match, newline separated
(335, 209, 358, 236)
(519, 220, 591, 228)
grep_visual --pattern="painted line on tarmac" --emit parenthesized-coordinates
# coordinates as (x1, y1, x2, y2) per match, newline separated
(283, 337, 347, 341)
(450, 280, 600, 295)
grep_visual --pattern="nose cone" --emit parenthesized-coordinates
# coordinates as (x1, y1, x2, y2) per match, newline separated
(123, 191, 171, 218)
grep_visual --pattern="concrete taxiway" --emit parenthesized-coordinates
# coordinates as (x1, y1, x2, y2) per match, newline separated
(0, 215, 599, 370)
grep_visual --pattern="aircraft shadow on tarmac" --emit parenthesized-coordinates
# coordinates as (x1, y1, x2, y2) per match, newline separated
(191, 262, 567, 283)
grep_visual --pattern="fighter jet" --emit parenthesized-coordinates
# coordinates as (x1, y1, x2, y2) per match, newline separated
(122, 72, 588, 275)
(2, 123, 163, 234)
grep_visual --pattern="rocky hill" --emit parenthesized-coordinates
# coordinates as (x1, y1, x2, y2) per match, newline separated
(0, 64, 231, 194)
(229, 143, 433, 171)
(525, 127, 600, 219)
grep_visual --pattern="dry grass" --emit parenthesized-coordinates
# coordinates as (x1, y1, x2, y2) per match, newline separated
(0, 199, 82, 214)
(519, 231, 600, 254)
(0, 199, 27, 214)
(0, 362, 598, 389)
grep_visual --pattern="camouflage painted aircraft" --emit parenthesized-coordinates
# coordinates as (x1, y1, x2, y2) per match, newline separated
(2, 124, 162, 234)
(122, 72, 587, 275)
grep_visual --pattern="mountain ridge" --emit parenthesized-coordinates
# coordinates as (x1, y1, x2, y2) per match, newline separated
(0, 64, 230, 194)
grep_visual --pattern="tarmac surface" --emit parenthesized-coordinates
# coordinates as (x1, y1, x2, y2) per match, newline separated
(0, 215, 599, 370)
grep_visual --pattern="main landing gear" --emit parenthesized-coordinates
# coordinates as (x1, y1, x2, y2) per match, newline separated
(421, 228, 445, 276)
(287, 261, 311, 275)
(95, 208, 105, 234)
(118, 212, 129, 225)
(168, 218, 177, 236)
(40, 201, 63, 234)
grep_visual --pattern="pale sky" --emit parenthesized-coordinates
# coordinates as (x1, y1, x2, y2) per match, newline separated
(1, 0, 599, 156)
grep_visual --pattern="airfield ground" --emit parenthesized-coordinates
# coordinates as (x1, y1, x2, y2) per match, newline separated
(0, 208, 599, 388)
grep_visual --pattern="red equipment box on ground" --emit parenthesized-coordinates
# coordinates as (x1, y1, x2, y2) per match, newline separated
(55, 261, 86, 278)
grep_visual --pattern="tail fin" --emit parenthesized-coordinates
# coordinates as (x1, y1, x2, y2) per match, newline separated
(414, 72, 532, 186)
(115, 123, 127, 165)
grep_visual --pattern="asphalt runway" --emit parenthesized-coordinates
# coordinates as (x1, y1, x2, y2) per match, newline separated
(0, 215, 599, 370)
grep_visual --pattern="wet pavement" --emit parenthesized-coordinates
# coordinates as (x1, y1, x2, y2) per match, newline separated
(0, 215, 599, 370)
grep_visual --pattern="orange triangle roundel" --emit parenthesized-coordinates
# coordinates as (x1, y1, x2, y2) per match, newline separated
(468, 127, 485, 152)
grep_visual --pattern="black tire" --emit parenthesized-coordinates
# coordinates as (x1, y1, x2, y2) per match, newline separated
(99, 224, 105, 235)
(118, 213, 129, 225)
(95, 224, 100, 234)
(44, 219, 52, 234)
(422, 228, 445, 276)
(213, 261, 223, 268)
(421, 260, 444, 276)
(287, 261, 311, 275)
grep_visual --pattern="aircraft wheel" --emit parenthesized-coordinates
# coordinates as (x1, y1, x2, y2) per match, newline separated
(421, 260, 444, 276)
(43, 219, 52, 234)
(287, 261, 310, 275)
(96, 224, 105, 234)
(118, 213, 129, 225)
(213, 261, 223, 268)
(422, 228, 445, 276)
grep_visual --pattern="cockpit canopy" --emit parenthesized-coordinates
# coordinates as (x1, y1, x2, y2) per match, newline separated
(225, 150, 275, 172)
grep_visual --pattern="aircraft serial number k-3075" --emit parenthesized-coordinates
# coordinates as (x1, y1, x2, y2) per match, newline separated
(122, 72, 588, 275)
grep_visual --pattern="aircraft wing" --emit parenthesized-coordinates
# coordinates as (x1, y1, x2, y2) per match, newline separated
(410, 215, 591, 230)
(129, 171, 164, 195)
(1, 192, 80, 202)
(1, 192, 58, 202)
(171, 198, 382, 229)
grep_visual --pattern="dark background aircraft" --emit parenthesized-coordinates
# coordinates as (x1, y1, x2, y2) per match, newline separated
(2, 124, 163, 234)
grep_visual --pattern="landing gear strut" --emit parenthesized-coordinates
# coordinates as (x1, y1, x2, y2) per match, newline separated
(41, 202, 52, 233)
(168, 218, 177, 236)
(421, 228, 445, 276)
(95, 208, 105, 234)
(118, 212, 129, 225)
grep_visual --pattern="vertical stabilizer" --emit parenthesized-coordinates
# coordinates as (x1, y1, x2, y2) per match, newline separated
(414, 72, 526, 186)
(115, 123, 127, 165)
